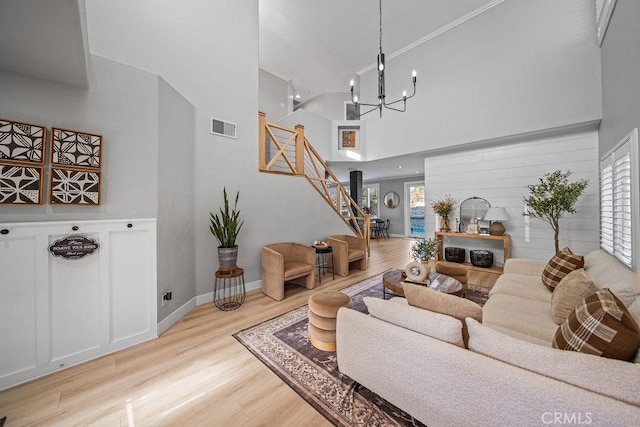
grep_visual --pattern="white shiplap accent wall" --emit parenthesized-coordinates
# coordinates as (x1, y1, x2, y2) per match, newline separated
(424, 131, 600, 263)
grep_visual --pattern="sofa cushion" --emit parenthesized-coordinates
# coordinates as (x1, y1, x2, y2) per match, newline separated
(283, 261, 313, 278)
(553, 289, 640, 361)
(630, 298, 640, 363)
(363, 297, 464, 347)
(542, 247, 584, 291)
(348, 248, 365, 261)
(482, 294, 558, 343)
(403, 283, 482, 323)
(489, 273, 551, 303)
(551, 268, 598, 324)
(403, 283, 482, 346)
(584, 250, 640, 307)
(467, 318, 640, 407)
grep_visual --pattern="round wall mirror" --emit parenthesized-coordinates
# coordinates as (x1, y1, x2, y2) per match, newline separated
(384, 191, 400, 209)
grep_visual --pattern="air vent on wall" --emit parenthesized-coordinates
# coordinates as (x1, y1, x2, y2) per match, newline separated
(210, 117, 237, 139)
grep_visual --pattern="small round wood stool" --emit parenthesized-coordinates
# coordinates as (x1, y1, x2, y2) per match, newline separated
(308, 290, 352, 351)
(435, 261, 468, 296)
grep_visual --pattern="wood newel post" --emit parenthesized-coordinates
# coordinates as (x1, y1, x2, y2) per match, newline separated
(258, 112, 266, 170)
(295, 124, 305, 175)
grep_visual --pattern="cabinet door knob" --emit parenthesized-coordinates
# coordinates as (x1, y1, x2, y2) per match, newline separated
(0, 229, 9, 235)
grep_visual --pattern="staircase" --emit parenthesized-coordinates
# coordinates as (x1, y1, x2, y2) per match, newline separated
(258, 112, 370, 253)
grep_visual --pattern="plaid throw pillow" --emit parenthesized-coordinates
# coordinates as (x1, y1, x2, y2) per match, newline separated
(552, 289, 640, 361)
(542, 247, 584, 291)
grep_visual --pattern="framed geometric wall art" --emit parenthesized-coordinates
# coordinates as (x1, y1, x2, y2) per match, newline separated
(49, 167, 101, 205)
(51, 127, 102, 169)
(0, 164, 44, 204)
(0, 118, 46, 165)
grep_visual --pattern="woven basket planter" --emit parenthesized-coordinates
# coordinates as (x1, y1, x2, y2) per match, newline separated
(470, 250, 493, 268)
(444, 247, 465, 263)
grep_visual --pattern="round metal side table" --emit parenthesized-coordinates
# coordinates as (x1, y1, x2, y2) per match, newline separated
(214, 267, 245, 311)
(313, 245, 334, 283)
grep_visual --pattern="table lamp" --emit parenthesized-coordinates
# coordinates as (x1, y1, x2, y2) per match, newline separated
(484, 207, 510, 236)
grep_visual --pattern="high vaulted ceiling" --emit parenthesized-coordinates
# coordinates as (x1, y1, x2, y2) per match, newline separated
(259, 0, 494, 103)
(0, 0, 89, 89)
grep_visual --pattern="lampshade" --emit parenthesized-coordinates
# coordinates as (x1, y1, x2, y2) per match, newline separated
(484, 207, 511, 222)
(484, 207, 510, 236)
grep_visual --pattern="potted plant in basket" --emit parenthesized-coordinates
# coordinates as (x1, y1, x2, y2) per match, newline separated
(431, 194, 458, 232)
(209, 188, 244, 271)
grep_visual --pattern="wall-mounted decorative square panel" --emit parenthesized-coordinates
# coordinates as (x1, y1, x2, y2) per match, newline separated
(51, 127, 102, 169)
(0, 118, 46, 165)
(50, 168, 101, 205)
(0, 163, 43, 204)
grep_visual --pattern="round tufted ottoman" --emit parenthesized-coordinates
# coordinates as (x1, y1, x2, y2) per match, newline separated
(435, 260, 468, 296)
(308, 290, 352, 351)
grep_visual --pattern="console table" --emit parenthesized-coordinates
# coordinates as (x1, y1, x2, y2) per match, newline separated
(435, 231, 511, 273)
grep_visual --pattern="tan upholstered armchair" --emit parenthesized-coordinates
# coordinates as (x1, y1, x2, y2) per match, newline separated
(327, 235, 367, 277)
(261, 242, 316, 301)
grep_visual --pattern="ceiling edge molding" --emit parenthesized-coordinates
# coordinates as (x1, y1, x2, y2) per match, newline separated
(357, 0, 505, 76)
(421, 120, 602, 158)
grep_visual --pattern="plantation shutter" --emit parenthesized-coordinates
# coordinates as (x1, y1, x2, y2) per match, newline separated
(600, 129, 637, 269)
(600, 158, 613, 253)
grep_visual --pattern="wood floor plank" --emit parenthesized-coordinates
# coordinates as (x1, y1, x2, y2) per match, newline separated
(0, 237, 493, 425)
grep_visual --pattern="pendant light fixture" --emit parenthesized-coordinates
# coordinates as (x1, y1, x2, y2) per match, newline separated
(350, 0, 417, 118)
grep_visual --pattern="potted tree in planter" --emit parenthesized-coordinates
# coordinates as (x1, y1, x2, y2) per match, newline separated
(410, 237, 438, 269)
(524, 170, 588, 253)
(209, 188, 244, 271)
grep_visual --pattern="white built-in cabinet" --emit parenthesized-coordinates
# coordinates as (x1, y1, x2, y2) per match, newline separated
(0, 219, 157, 390)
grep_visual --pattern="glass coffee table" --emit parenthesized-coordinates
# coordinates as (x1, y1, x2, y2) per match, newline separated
(382, 268, 463, 299)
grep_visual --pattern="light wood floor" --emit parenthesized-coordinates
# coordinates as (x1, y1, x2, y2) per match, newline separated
(0, 237, 497, 426)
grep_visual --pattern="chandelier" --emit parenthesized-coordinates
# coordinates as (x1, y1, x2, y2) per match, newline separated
(350, 0, 417, 118)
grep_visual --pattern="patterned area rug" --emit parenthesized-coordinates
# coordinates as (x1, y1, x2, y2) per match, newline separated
(233, 273, 489, 426)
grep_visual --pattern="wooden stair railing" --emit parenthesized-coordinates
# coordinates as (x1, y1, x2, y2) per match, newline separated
(258, 112, 370, 253)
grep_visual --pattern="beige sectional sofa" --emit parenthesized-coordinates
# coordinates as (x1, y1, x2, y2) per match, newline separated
(336, 250, 640, 426)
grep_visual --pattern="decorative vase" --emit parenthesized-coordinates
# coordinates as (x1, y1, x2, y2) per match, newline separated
(218, 246, 238, 271)
(440, 215, 451, 232)
(421, 258, 435, 274)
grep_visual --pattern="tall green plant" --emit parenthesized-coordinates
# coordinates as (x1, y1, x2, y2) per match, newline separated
(209, 188, 244, 248)
(524, 170, 588, 253)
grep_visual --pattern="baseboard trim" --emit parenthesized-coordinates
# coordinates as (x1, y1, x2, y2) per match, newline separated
(158, 279, 263, 334)
(157, 297, 196, 335)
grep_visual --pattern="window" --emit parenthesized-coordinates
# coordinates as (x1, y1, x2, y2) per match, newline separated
(600, 128, 638, 269)
(362, 184, 379, 218)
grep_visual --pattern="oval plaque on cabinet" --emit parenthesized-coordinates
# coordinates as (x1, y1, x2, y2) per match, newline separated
(48, 234, 100, 260)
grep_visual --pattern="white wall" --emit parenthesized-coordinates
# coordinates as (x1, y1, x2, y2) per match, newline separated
(299, 92, 353, 121)
(360, 0, 602, 160)
(259, 69, 289, 122)
(600, 0, 640, 155)
(157, 79, 196, 320)
(424, 131, 600, 262)
(0, 55, 159, 222)
(276, 108, 332, 159)
(86, 0, 349, 297)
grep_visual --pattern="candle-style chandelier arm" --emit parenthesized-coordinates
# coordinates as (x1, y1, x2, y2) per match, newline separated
(358, 103, 383, 117)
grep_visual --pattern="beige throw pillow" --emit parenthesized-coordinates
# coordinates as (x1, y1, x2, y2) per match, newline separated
(553, 289, 640, 361)
(542, 247, 584, 291)
(551, 268, 597, 324)
(403, 283, 482, 346)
